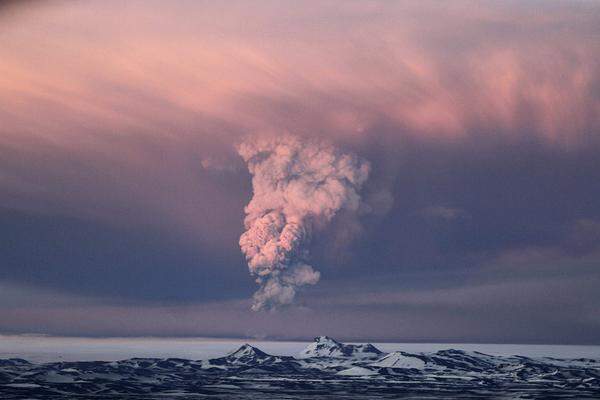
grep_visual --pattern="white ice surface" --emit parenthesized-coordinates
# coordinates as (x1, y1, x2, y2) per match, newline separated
(1, 335, 599, 363)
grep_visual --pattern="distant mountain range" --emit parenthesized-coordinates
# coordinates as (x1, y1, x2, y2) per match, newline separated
(1, 336, 599, 399)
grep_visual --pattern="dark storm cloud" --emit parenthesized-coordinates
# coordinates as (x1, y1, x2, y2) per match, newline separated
(311, 135, 600, 283)
(0, 207, 252, 302)
(0, 0, 599, 342)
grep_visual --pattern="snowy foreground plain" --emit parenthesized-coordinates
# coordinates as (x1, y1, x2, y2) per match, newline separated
(1, 335, 599, 399)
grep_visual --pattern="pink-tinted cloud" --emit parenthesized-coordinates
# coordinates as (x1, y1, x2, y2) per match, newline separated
(1, 1, 600, 340)
(1, 1, 598, 146)
(0, 0, 598, 232)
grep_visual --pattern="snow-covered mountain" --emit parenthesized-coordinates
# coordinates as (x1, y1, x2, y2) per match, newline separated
(203, 343, 302, 374)
(1, 338, 599, 399)
(369, 351, 426, 369)
(210, 343, 292, 366)
(299, 336, 382, 359)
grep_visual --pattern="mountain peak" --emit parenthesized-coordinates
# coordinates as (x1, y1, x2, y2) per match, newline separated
(206, 344, 276, 366)
(300, 336, 382, 358)
(228, 344, 268, 359)
(314, 336, 341, 344)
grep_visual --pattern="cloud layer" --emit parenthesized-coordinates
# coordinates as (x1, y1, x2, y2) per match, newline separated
(0, 0, 599, 342)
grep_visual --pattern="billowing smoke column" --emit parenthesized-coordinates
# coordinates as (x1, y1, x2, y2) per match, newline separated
(238, 134, 370, 311)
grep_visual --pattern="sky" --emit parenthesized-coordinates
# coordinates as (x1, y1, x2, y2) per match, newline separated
(1, 0, 599, 344)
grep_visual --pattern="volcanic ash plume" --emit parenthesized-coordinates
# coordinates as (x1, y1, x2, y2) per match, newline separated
(238, 135, 370, 311)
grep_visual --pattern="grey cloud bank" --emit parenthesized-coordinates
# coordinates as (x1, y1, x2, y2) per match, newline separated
(0, 0, 599, 343)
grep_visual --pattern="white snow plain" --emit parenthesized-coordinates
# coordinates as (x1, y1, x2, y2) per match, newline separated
(1, 335, 599, 363)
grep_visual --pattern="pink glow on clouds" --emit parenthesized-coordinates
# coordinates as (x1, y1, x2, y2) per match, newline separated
(0, 0, 598, 149)
(1, 1, 599, 340)
(0, 0, 599, 246)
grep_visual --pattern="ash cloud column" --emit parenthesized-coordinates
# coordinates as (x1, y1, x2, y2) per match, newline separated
(238, 134, 370, 311)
